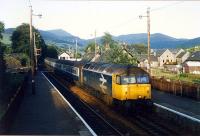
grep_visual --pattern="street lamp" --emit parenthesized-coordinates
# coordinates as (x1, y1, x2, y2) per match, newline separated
(139, 7, 151, 74)
(29, 5, 42, 94)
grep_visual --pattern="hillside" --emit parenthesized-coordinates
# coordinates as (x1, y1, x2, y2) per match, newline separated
(2, 28, 200, 49)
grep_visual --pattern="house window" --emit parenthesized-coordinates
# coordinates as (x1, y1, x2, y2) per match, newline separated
(163, 60, 164, 63)
(167, 55, 168, 57)
(171, 60, 172, 62)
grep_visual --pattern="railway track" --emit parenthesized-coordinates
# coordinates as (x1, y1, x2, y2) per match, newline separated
(43, 72, 123, 136)
(44, 71, 190, 136)
(127, 113, 177, 136)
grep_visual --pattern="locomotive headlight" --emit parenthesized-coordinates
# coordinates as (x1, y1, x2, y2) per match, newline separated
(138, 95, 142, 98)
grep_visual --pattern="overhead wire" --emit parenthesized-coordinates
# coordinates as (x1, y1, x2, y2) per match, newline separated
(105, 1, 185, 33)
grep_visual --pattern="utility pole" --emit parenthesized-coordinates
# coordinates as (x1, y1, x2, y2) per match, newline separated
(29, 5, 35, 95)
(33, 32, 37, 71)
(139, 7, 151, 74)
(94, 30, 97, 56)
(75, 39, 77, 61)
(29, 4, 42, 95)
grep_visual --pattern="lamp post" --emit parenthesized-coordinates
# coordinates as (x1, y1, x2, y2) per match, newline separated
(29, 5, 42, 95)
(139, 7, 151, 74)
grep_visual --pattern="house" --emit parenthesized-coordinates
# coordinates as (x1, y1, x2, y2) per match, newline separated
(183, 51, 200, 74)
(153, 48, 186, 67)
(157, 49, 176, 67)
(58, 52, 71, 60)
(137, 55, 158, 68)
(176, 51, 190, 64)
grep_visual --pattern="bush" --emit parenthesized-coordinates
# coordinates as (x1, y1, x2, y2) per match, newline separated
(20, 54, 29, 67)
(179, 73, 188, 78)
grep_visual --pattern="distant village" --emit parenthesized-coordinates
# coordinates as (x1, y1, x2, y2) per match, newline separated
(58, 45, 200, 75)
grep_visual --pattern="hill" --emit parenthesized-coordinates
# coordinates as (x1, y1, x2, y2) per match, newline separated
(2, 28, 200, 49)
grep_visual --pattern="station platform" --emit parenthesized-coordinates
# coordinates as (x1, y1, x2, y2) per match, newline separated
(152, 89, 200, 120)
(7, 71, 92, 135)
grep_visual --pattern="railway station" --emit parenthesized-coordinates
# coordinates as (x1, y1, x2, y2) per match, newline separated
(0, 68, 199, 135)
(1, 1, 200, 136)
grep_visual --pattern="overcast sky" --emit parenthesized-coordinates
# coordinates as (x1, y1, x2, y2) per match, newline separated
(1, 0, 200, 39)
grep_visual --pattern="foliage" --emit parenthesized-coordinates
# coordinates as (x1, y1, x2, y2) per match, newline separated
(131, 44, 147, 54)
(75, 52, 82, 58)
(84, 42, 95, 53)
(46, 45, 58, 59)
(151, 68, 200, 84)
(186, 45, 200, 53)
(20, 54, 29, 67)
(104, 46, 138, 65)
(0, 21, 4, 39)
(11, 23, 47, 63)
(0, 21, 6, 91)
(101, 32, 115, 49)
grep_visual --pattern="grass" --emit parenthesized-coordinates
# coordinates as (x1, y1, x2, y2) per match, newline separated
(151, 68, 200, 84)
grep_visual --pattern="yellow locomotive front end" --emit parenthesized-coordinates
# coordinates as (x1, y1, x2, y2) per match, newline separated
(112, 74, 151, 102)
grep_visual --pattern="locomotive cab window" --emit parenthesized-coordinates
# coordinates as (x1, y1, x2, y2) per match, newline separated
(136, 75, 149, 83)
(121, 76, 136, 84)
(116, 75, 136, 84)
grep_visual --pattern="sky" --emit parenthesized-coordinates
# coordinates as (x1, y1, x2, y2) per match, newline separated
(0, 0, 200, 39)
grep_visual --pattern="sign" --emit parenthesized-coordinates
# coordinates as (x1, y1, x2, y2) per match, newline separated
(99, 73, 107, 94)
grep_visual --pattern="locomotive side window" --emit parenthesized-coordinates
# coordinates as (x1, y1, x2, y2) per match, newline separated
(116, 76, 120, 84)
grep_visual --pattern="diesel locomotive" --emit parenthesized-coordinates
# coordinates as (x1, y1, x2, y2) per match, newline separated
(45, 58, 152, 108)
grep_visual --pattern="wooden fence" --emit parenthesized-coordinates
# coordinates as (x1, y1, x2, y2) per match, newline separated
(151, 77, 200, 101)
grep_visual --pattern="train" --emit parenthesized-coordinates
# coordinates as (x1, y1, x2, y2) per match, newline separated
(44, 57, 152, 109)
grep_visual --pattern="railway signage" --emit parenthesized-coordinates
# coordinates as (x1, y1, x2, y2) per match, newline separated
(99, 74, 107, 94)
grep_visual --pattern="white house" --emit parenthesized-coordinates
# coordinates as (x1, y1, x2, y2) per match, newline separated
(183, 51, 200, 74)
(58, 52, 71, 60)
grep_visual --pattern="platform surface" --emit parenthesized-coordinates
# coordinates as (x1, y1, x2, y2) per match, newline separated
(8, 71, 91, 135)
(152, 89, 200, 120)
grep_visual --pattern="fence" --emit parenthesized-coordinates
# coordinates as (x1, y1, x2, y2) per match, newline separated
(151, 77, 200, 101)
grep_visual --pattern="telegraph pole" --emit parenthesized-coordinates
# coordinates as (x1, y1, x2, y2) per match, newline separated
(29, 5, 35, 94)
(75, 39, 77, 61)
(139, 7, 151, 74)
(33, 32, 38, 71)
(147, 7, 151, 74)
(94, 30, 97, 55)
(29, 3, 42, 94)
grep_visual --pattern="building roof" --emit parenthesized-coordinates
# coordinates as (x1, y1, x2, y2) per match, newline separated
(137, 54, 157, 62)
(154, 49, 166, 57)
(176, 52, 186, 58)
(169, 49, 181, 55)
(186, 51, 200, 61)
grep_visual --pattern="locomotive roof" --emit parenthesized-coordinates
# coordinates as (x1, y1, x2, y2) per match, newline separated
(83, 62, 148, 75)
(46, 58, 148, 75)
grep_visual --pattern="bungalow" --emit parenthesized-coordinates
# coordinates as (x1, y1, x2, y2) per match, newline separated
(58, 52, 71, 60)
(183, 51, 200, 74)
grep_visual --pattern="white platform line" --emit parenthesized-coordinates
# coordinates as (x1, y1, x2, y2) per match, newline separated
(41, 72, 97, 136)
(154, 103, 200, 123)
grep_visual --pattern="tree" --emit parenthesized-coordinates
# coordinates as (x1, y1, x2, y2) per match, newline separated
(11, 23, 47, 63)
(84, 42, 95, 53)
(0, 21, 6, 91)
(46, 45, 58, 59)
(105, 46, 138, 65)
(101, 32, 115, 49)
(131, 44, 147, 54)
